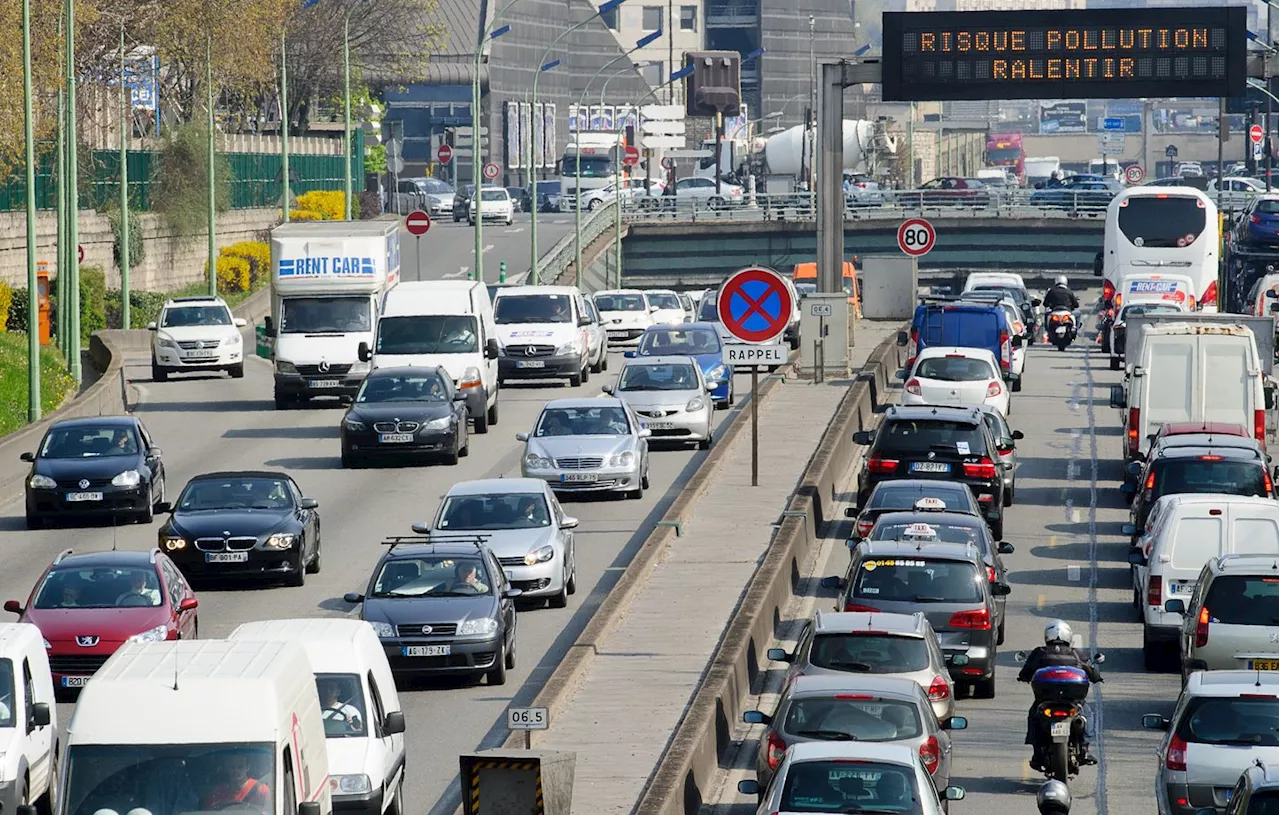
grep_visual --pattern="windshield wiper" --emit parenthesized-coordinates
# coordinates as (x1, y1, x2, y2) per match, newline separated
(824, 660, 874, 671)
(371, 590, 419, 598)
(912, 595, 950, 603)
(426, 590, 484, 597)
(795, 729, 857, 741)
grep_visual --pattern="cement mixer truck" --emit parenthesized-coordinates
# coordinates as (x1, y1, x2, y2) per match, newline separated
(741, 120, 896, 198)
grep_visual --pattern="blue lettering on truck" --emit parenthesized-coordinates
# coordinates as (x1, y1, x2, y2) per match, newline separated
(277, 256, 377, 277)
(1128, 279, 1179, 293)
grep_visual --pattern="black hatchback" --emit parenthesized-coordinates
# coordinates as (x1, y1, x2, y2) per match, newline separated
(340, 366, 470, 468)
(854, 405, 1007, 538)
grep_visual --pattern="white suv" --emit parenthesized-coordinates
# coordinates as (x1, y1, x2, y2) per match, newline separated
(148, 296, 247, 381)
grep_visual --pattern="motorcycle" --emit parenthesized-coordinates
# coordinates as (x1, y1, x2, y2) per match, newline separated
(1015, 651, 1105, 784)
(1046, 309, 1077, 351)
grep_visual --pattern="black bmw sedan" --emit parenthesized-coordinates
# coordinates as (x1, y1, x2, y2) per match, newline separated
(156, 471, 321, 587)
(340, 366, 470, 468)
(22, 416, 166, 529)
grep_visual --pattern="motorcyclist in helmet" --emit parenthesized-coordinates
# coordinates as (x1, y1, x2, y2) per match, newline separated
(1037, 780, 1072, 815)
(1018, 620, 1102, 771)
(1042, 275, 1080, 312)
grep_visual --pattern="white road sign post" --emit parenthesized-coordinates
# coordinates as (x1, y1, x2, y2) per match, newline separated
(507, 706, 549, 749)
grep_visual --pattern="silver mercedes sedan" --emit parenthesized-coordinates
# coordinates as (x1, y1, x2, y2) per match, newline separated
(603, 355, 718, 449)
(517, 397, 652, 499)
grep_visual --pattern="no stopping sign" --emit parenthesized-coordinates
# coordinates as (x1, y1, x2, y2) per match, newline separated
(897, 218, 936, 258)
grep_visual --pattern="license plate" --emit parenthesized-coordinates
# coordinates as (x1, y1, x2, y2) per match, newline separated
(608, 331, 628, 339)
(61, 676, 90, 688)
(560, 473, 598, 482)
(1050, 721, 1070, 738)
(379, 433, 414, 444)
(910, 462, 950, 473)
(516, 360, 545, 369)
(403, 645, 450, 657)
(66, 492, 103, 502)
(647, 422, 675, 430)
(1170, 583, 1195, 594)
(1055, 327, 1068, 335)
(205, 552, 249, 563)
(184, 350, 218, 359)
(1249, 659, 1279, 670)
(309, 379, 340, 388)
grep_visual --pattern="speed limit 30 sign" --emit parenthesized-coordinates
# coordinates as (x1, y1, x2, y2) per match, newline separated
(897, 218, 936, 258)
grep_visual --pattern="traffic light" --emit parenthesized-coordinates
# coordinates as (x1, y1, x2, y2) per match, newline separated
(683, 51, 741, 118)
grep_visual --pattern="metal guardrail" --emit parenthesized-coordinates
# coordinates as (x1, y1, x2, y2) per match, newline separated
(535, 201, 618, 284)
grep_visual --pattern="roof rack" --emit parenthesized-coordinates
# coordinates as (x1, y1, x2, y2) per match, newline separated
(167, 295, 219, 303)
(379, 525, 492, 552)
(53, 548, 73, 564)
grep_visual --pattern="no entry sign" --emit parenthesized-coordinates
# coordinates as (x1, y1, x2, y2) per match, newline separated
(897, 218, 936, 258)
(437, 144, 453, 164)
(405, 210, 431, 236)
(717, 266, 794, 345)
(1250, 124, 1264, 145)
(623, 145, 640, 167)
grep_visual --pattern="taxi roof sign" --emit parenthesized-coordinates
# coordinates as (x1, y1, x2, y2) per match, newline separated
(914, 497, 947, 511)
(902, 523, 939, 538)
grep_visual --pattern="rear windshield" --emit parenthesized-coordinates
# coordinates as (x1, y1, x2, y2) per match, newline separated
(1204, 575, 1280, 626)
(867, 483, 972, 512)
(914, 356, 994, 382)
(779, 760, 924, 814)
(494, 294, 573, 324)
(596, 293, 646, 312)
(871, 522, 984, 547)
(1153, 459, 1270, 499)
(782, 696, 923, 741)
(1176, 696, 1278, 747)
(809, 633, 930, 673)
(1118, 197, 1207, 248)
(878, 420, 987, 456)
(1247, 791, 1277, 815)
(1256, 199, 1279, 215)
(852, 559, 983, 604)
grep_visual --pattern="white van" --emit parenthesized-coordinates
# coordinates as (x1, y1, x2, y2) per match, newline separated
(0, 623, 56, 813)
(362, 280, 501, 434)
(1114, 322, 1268, 462)
(492, 285, 595, 387)
(594, 289, 658, 347)
(1128, 494, 1279, 669)
(229, 619, 406, 815)
(60, 639, 332, 815)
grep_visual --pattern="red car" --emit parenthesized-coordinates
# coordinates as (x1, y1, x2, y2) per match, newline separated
(3, 548, 199, 694)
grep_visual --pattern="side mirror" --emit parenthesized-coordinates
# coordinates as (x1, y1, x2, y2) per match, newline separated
(155, 501, 173, 514)
(233, 317, 248, 328)
(342, 592, 364, 603)
(993, 583, 1012, 596)
(357, 342, 372, 363)
(1093, 653, 1105, 664)
(147, 321, 158, 331)
(410, 522, 431, 534)
(1141, 714, 1170, 731)
(1011, 335, 1024, 348)
(601, 384, 614, 394)
(1267, 387, 1277, 411)
(819, 575, 845, 591)
(516, 432, 530, 442)
(853, 430, 873, 445)
(742, 710, 772, 725)
(1031, 298, 1042, 307)
(844, 507, 859, 518)
(29, 702, 50, 728)
(263, 315, 276, 336)
(638, 428, 652, 438)
(146, 446, 163, 458)
(300, 498, 319, 510)
(1121, 523, 1136, 536)
(623, 351, 636, 358)
(578, 317, 592, 327)
(298, 803, 322, 815)
(737, 780, 761, 797)
(19, 452, 33, 462)
(944, 786, 966, 801)
(178, 597, 199, 612)
(649, 305, 660, 312)
(1120, 483, 1137, 498)
(894, 369, 907, 380)
(486, 338, 500, 360)
(1014, 651, 1027, 663)
(453, 392, 467, 401)
(1093, 251, 1104, 277)
(560, 516, 580, 529)
(944, 716, 968, 731)
(504, 588, 524, 599)
(1126, 461, 1143, 477)
(896, 330, 908, 346)
(1164, 599, 1186, 615)
(997, 542, 1015, 555)
(766, 647, 792, 663)
(1128, 551, 1147, 567)
(3, 601, 21, 615)
(1012, 430, 1024, 440)
(383, 710, 407, 735)
(1109, 384, 1125, 409)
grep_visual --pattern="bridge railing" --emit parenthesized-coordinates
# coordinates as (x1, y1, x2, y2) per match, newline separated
(534, 200, 617, 284)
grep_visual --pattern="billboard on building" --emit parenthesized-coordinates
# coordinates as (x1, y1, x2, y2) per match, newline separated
(1039, 101, 1087, 134)
(505, 101, 520, 168)
(542, 103, 557, 167)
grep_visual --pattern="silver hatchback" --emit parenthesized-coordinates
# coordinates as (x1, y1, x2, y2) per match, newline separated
(604, 355, 719, 448)
(1168, 554, 1280, 681)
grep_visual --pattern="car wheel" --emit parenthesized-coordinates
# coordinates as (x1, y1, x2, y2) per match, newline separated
(566, 558, 577, 595)
(627, 483, 644, 500)
(38, 743, 57, 815)
(589, 351, 603, 373)
(997, 619, 1006, 646)
(1011, 377, 1023, 393)
(473, 403, 490, 434)
(698, 433, 713, 451)
(972, 676, 996, 699)
(487, 399, 499, 427)
(459, 427, 470, 458)
(569, 368, 583, 387)
(989, 516, 1004, 540)
(487, 645, 508, 685)
(229, 362, 245, 379)
(506, 218, 513, 226)
(505, 634, 516, 669)
(341, 450, 359, 469)
(641, 470, 650, 490)
(582, 364, 590, 384)
(387, 778, 405, 815)
(600, 353, 608, 372)
(273, 391, 292, 410)
(1004, 482, 1015, 506)
(587, 199, 601, 211)
(151, 360, 169, 382)
(1142, 628, 1164, 671)
(441, 442, 460, 466)
(25, 512, 43, 530)
(285, 555, 305, 587)
(549, 572, 569, 609)
(305, 538, 321, 574)
(137, 486, 155, 524)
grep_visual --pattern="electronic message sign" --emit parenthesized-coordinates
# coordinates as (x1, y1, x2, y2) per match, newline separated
(882, 8, 1246, 101)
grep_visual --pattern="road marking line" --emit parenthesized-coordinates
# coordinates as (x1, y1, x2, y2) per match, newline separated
(1082, 339, 1110, 814)
(482, 244, 494, 253)
(444, 269, 467, 278)
(1037, 594, 1045, 609)
(1049, 535, 1057, 547)
(506, 227, 525, 234)
(1067, 565, 1081, 581)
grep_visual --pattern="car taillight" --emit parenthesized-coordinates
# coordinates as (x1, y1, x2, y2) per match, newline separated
(766, 731, 787, 771)
(986, 381, 1002, 398)
(905, 378, 922, 395)
(856, 519, 874, 538)
(1147, 575, 1163, 606)
(962, 458, 998, 480)
(1194, 605, 1211, 647)
(920, 736, 941, 775)
(845, 602, 880, 612)
(1165, 733, 1187, 771)
(986, 565, 997, 582)
(1264, 468, 1274, 496)
(949, 608, 991, 630)
(1103, 280, 1115, 302)
(1201, 280, 1218, 307)
(1252, 214, 1262, 225)
(999, 332, 1011, 370)
(867, 457, 899, 474)
(1144, 470, 1156, 490)
(927, 675, 951, 701)
(1127, 408, 1140, 454)
(1255, 409, 1267, 446)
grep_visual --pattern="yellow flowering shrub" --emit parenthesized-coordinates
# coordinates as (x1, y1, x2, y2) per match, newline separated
(295, 190, 347, 221)
(214, 256, 251, 294)
(222, 241, 271, 289)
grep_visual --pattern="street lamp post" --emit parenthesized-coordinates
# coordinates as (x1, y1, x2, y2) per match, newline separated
(66, 0, 81, 383)
(118, 19, 131, 329)
(343, 11, 352, 218)
(206, 33, 217, 297)
(527, 0, 626, 284)
(281, 28, 290, 222)
(22, 0, 40, 419)
(472, 1, 521, 284)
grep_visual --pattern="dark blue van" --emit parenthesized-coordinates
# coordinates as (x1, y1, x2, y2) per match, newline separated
(898, 302, 1022, 391)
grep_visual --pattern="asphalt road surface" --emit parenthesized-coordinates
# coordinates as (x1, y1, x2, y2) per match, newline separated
(702, 308, 1181, 815)
(397, 211, 576, 284)
(0, 346, 754, 814)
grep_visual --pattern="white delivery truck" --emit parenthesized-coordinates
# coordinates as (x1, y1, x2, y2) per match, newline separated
(58, 639, 332, 815)
(265, 222, 401, 410)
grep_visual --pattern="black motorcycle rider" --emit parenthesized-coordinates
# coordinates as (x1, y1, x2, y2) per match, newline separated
(1018, 620, 1103, 772)
(1042, 275, 1080, 312)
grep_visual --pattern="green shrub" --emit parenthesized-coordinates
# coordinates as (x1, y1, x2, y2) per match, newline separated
(79, 265, 107, 342)
(151, 123, 232, 236)
(6, 288, 28, 334)
(105, 204, 146, 270)
(105, 289, 169, 329)
(357, 190, 381, 220)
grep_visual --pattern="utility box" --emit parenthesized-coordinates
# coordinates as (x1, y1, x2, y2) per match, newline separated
(460, 749, 576, 815)
(36, 263, 50, 345)
(860, 255, 918, 320)
(798, 292, 851, 377)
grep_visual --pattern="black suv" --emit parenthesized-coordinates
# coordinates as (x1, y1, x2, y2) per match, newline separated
(854, 405, 1008, 538)
(1123, 439, 1274, 545)
(343, 527, 522, 686)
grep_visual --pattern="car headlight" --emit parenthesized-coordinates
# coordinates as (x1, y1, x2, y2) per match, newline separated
(555, 341, 579, 356)
(610, 451, 635, 467)
(460, 366, 483, 389)
(264, 533, 297, 550)
(524, 453, 554, 470)
(707, 364, 727, 380)
(349, 360, 371, 375)
(524, 545, 555, 565)
(424, 416, 452, 431)
(343, 418, 367, 431)
(112, 470, 141, 487)
(43, 639, 51, 650)
(276, 360, 298, 375)
(224, 333, 242, 346)
(161, 536, 187, 551)
(128, 624, 170, 644)
(458, 617, 499, 637)
(28, 474, 56, 489)
(331, 774, 372, 795)
(156, 335, 177, 349)
(686, 396, 706, 412)
(367, 621, 394, 638)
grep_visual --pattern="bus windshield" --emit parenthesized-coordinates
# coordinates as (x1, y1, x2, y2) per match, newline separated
(562, 155, 614, 178)
(1118, 197, 1207, 248)
(987, 148, 1022, 164)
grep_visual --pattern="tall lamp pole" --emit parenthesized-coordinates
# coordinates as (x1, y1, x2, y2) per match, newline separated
(206, 33, 217, 297)
(55, 14, 66, 356)
(22, 0, 40, 419)
(281, 28, 290, 222)
(66, 0, 81, 383)
(471, 1, 521, 284)
(118, 19, 131, 329)
(343, 11, 352, 218)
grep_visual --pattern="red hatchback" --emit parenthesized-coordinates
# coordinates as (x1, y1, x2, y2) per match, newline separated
(3, 548, 199, 694)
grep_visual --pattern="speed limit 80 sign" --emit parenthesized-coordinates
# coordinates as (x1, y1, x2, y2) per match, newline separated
(897, 217, 936, 258)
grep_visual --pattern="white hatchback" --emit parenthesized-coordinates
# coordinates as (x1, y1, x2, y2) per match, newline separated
(469, 186, 515, 225)
(900, 346, 1010, 416)
(148, 296, 247, 382)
